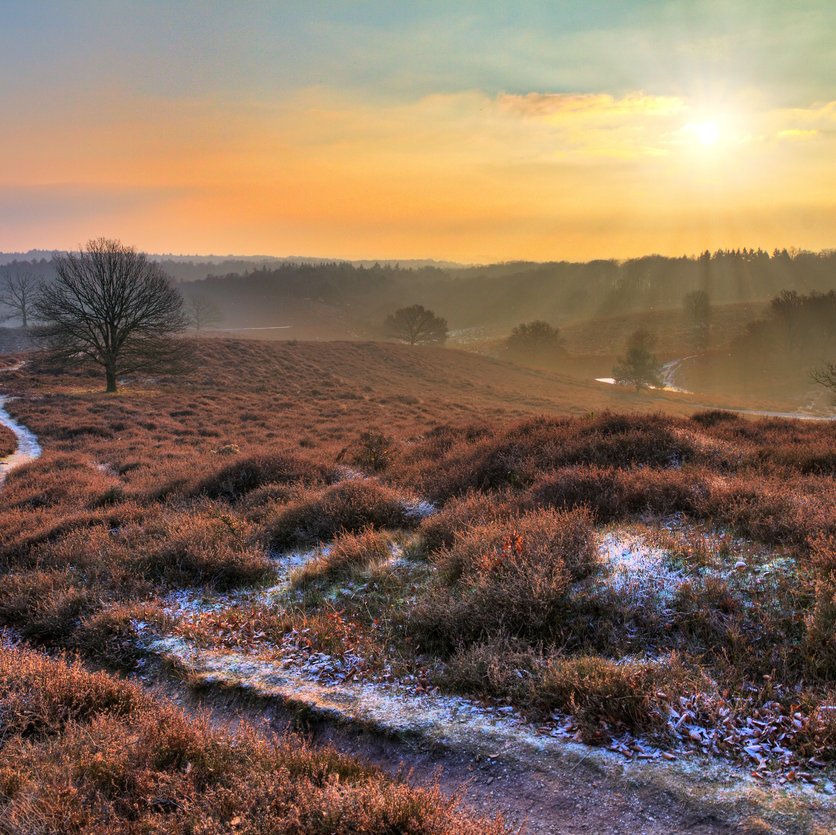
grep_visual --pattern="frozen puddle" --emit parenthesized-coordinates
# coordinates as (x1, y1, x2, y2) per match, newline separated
(0, 394, 41, 484)
(595, 357, 692, 394)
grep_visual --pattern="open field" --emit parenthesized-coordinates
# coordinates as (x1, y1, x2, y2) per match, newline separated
(0, 338, 834, 833)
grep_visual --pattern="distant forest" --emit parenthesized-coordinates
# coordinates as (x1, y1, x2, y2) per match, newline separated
(1, 248, 834, 332)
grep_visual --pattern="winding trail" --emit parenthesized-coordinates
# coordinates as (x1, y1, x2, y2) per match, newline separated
(144, 540, 834, 833)
(0, 361, 41, 484)
(595, 356, 836, 422)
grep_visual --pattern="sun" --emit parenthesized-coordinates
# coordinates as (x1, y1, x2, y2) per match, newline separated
(694, 121, 720, 146)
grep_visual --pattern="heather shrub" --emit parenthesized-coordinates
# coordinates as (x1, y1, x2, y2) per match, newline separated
(418, 489, 524, 553)
(239, 482, 298, 514)
(0, 569, 95, 642)
(338, 430, 395, 473)
(529, 465, 706, 522)
(268, 480, 410, 549)
(0, 647, 142, 737)
(0, 647, 504, 833)
(409, 414, 693, 500)
(672, 576, 745, 648)
(198, 452, 334, 500)
(690, 410, 739, 427)
(412, 509, 595, 647)
(75, 602, 162, 670)
(439, 637, 541, 702)
(696, 475, 835, 547)
(0, 423, 15, 457)
(805, 534, 836, 677)
(532, 655, 680, 741)
(529, 466, 626, 521)
(135, 512, 272, 589)
(292, 528, 392, 589)
(2, 452, 121, 511)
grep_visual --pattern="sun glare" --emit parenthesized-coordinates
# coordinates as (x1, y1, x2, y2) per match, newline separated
(694, 121, 720, 145)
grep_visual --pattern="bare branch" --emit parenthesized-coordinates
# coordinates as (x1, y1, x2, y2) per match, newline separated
(34, 238, 190, 392)
(0, 272, 39, 328)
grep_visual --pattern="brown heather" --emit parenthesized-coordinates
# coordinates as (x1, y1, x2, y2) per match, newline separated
(0, 648, 504, 833)
(0, 338, 834, 784)
(0, 422, 15, 457)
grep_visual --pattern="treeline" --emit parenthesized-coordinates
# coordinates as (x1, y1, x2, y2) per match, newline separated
(181, 249, 836, 330)
(2, 249, 834, 332)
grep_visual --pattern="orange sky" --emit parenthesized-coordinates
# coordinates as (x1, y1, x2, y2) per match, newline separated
(2, 3, 834, 261)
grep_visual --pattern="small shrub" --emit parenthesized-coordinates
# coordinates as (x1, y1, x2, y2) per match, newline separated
(691, 410, 739, 427)
(75, 602, 162, 670)
(268, 480, 410, 550)
(339, 430, 395, 473)
(198, 453, 333, 501)
(418, 490, 523, 553)
(136, 513, 272, 589)
(0, 569, 94, 643)
(292, 528, 391, 589)
(412, 509, 595, 648)
(0, 424, 16, 457)
(439, 637, 540, 702)
(533, 655, 678, 741)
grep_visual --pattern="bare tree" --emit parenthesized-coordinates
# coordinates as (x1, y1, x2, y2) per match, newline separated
(811, 362, 836, 392)
(0, 272, 39, 328)
(187, 295, 223, 331)
(35, 238, 189, 392)
(384, 304, 448, 345)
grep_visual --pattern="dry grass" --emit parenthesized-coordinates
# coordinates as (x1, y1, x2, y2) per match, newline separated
(267, 480, 412, 550)
(411, 509, 595, 649)
(292, 527, 392, 590)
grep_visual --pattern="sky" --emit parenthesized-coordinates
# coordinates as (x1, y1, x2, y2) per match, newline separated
(1, 1, 834, 262)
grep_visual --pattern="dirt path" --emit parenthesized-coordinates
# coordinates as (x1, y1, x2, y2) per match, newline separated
(145, 545, 836, 834)
(153, 673, 730, 835)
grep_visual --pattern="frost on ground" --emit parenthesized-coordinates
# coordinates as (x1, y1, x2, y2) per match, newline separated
(137, 520, 835, 802)
(594, 530, 686, 613)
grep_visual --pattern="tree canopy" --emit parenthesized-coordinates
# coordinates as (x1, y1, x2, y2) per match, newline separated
(613, 329, 662, 391)
(384, 304, 448, 345)
(506, 320, 565, 360)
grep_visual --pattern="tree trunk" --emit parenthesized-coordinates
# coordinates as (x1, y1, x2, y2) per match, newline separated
(105, 366, 117, 393)
(21, 311, 27, 329)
